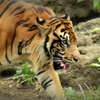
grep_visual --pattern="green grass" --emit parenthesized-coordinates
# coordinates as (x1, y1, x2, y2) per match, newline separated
(12, 61, 35, 85)
(63, 84, 100, 100)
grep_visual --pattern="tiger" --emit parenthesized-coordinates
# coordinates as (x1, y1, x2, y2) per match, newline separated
(0, 0, 80, 100)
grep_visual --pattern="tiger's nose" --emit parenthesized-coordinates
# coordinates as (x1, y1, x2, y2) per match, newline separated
(73, 58, 80, 62)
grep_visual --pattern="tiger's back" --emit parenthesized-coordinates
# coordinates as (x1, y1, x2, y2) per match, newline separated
(0, 0, 55, 66)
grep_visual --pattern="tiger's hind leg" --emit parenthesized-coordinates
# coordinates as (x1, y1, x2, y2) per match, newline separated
(36, 63, 66, 100)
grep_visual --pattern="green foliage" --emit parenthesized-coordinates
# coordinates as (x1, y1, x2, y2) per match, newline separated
(98, 57, 100, 62)
(92, 27, 100, 32)
(63, 84, 100, 100)
(93, 0, 100, 9)
(89, 57, 100, 67)
(77, 0, 100, 9)
(12, 61, 35, 85)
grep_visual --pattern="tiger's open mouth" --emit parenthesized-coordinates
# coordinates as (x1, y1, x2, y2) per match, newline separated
(53, 60, 70, 70)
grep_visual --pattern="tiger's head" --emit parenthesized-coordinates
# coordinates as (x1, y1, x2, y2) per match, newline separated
(35, 12, 80, 71)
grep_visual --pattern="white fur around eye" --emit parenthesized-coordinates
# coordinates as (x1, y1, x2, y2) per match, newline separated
(64, 34, 69, 40)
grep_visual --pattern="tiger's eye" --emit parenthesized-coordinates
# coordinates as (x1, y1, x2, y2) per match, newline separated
(63, 40, 67, 44)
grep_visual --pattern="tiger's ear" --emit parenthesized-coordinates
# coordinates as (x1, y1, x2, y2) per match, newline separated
(36, 17, 45, 26)
(35, 17, 49, 29)
(61, 12, 70, 20)
(35, 17, 49, 35)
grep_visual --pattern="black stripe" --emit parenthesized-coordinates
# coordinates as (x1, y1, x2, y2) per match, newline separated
(28, 25, 38, 31)
(49, 18, 58, 24)
(52, 39, 61, 45)
(18, 40, 23, 55)
(14, 9, 26, 16)
(42, 62, 50, 68)
(23, 32, 37, 46)
(50, 46, 60, 54)
(42, 79, 53, 90)
(55, 23, 62, 30)
(57, 51, 65, 55)
(63, 22, 70, 25)
(37, 7, 46, 13)
(0, 0, 18, 17)
(41, 76, 53, 89)
(23, 24, 30, 27)
(52, 43, 65, 55)
(33, 6, 39, 13)
(0, 0, 4, 5)
(50, 21, 60, 25)
(44, 36, 51, 57)
(37, 70, 46, 76)
(47, 17, 56, 20)
(11, 18, 29, 55)
(53, 55, 62, 59)
(11, 21, 24, 54)
(54, 46, 60, 51)
(45, 9, 52, 15)
(41, 76, 49, 87)
(50, 44, 65, 56)
(5, 40, 11, 63)
(50, 40, 60, 53)
(10, 5, 24, 15)
(18, 32, 37, 55)
(37, 7, 52, 15)
(53, 33, 61, 40)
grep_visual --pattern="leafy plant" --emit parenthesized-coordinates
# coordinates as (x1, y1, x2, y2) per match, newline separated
(63, 84, 100, 100)
(12, 61, 35, 85)
(93, 0, 100, 9)
(77, 0, 100, 9)
(89, 57, 100, 67)
(92, 27, 100, 32)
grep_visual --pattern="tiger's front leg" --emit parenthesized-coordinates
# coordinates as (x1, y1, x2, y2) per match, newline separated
(36, 62, 66, 100)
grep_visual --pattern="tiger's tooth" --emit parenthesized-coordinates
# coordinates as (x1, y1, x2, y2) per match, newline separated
(61, 63, 65, 66)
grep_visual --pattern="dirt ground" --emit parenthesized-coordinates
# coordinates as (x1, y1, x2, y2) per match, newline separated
(0, 78, 51, 100)
(0, 0, 100, 100)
